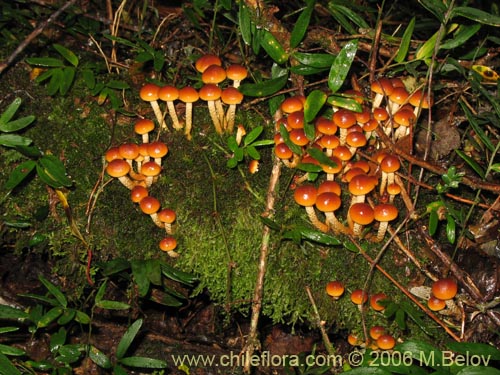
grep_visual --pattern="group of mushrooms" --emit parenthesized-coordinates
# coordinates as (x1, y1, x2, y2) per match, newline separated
(276, 77, 433, 242)
(325, 277, 458, 350)
(104, 54, 248, 257)
(105, 117, 179, 258)
(139, 54, 247, 139)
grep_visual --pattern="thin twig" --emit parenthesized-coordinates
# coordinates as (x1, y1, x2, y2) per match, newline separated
(0, 0, 78, 75)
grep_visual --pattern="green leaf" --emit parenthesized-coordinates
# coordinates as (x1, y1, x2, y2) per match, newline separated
(283, 226, 341, 245)
(307, 147, 337, 167)
(106, 80, 130, 90)
(131, 260, 150, 297)
(227, 135, 239, 152)
(75, 310, 91, 324)
(59, 67, 76, 95)
(260, 30, 288, 64)
(0, 344, 25, 356)
(25, 57, 65, 67)
(0, 352, 22, 375)
(24, 360, 54, 371)
(226, 157, 238, 169)
(279, 124, 303, 155)
(160, 263, 197, 285)
(50, 327, 67, 353)
(395, 17, 415, 63)
(146, 259, 162, 286)
(53, 44, 78, 67)
(446, 214, 456, 244)
(0, 327, 19, 334)
(0, 115, 35, 133)
(451, 6, 500, 26)
(57, 308, 76, 325)
(456, 367, 500, 375)
(47, 68, 63, 96)
(416, 30, 439, 61)
(428, 209, 439, 236)
(153, 51, 165, 72)
(239, 74, 288, 97)
(0, 98, 21, 125)
(0, 134, 32, 147)
(37, 306, 63, 328)
(244, 126, 264, 146)
(327, 94, 363, 112)
(39, 275, 67, 308)
(4, 160, 36, 190)
(447, 342, 500, 360)
(251, 139, 275, 147)
(99, 258, 131, 276)
(328, 40, 358, 93)
(238, 1, 252, 46)
(290, 65, 330, 76)
(116, 319, 142, 360)
(246, 145, 261, 160)
(460, 101, 495, 152)
(119, 356, 167, 369)
(290, 0, 314, 49)
(396, 341, 442, 370)
(292, 52, 336, 68)
(455, 150, 485, 179)
(82, 68, 95, 89)
(441, 23, 481, 50)
(304, 90, 327, 123)
(418, 0, 447, 22)
(326, 4, 369, 35)
(95, 300, 130, 310)
(36, 154, 72, 188)
(89, 345, 112, 369)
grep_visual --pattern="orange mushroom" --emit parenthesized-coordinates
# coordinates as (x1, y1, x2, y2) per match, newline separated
(377, 334, 396, 350)
(293, 184, 328, 232)
(373, 203, 398, 242)
(140, 83, 164, 129)
(226, 64, 248, 88)
(139, 196, 162, 227)
(178, 86, 199, 140)
(106, 159, 137, 190)
(199, 84, 223, 134)
(134, 119, 155, 144)
(159, 236, 179, 258)
(348, 202, 374, 237)
(221, 87, 244, 133)
(326, 280, 345, 300)
(431, 278, 458, 300)
(158, 85, 182, 130)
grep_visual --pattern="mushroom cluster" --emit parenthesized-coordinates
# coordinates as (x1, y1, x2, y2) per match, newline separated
(139, 54, 247, 140)
(278, 78, 432, 242)
(105, 104, 179, 257)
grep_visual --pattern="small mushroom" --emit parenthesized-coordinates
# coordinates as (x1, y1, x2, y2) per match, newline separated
(140, 83, 164, 129)
(106, 159, 137, 190)
(158, 85, 182, 130)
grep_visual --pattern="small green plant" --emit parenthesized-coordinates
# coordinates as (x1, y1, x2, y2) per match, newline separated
(1, 98, 72, 197)
(88, 318, 167, 373)
(226, 125, 274, 168)
(25, 44, 79, 96)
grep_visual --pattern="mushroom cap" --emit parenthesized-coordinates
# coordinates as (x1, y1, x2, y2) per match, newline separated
(427, 295, 446, 311)
(370, 292, 388, 311)
(373, 107, 389, 122)
(346, 131, 367, 148)
(199, 84, 222, 101)
(387, 183, 402, 196)
(333, 109, 357, 129)
(287, 110, 305, 129)
(221, 87, 244, 105)
(280, 96, 304, 113)
(409, 88, 433, 108)
(355, 107, 371, 124)
(342, 167, 367, 183)
(350, 289, 368, 305)
(363, 118, 379, 132)
(380, 154, 401, 173)
(202, 64, 227, 84)
(140, 83, 160, 102)
(130, 185, 149, 203)
(316, 192, 341, 212)
(371, 77, 394, 96)
(373, 203, 398, 222)
(369, 325, 386, 340)
(158, 85, 179, 101)
(431, 278, 458, 300)
(274, 142, 293, 159)
(158, 208, 176, 224)
(139, 196, 160, 214)
(141, 161, 162, 177)
(349, 203, 375, 225)
(105, 146, 122, 162)
(318, 134, 340, 150)
(289, 128, 309, 146)
(348, 174, 377, 196)
(321, 156, 342, 174)
(226, 64, 248, 81)
(394, 108, 416, 126)
(348, 160, 370, 174)
(178, 86, 199, 103)
(159, 236, 177, 252)
(344, 89, 365, 104)
(347, 333, 360, 346)
(332, 145, 352, 161)
(325, 280, 345, 298)
(195, 54, 222, 73)
(293, 184, 317, 207)
(389, 87, 409, 105)
(134, 119, 155, 135)
(106, 159, 131, 178)
(119, 143, 140, 160)
(316, 117, 338, 135)
(148, 141, 168, 159)
(317, 180, 342, 196)
(377, 334, 396, 350)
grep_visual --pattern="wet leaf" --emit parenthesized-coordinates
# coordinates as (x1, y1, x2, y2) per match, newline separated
(304, 90, 327, 123)
(0, 134, 32, 147)
(119, 356, 167, 369)
(446, 214, 456, 244)
(4, 160, 36, 190)
(292, 52, 336, 68)
(290, 0, 314, 48)
(36, 154, 72, 188)
(116, 319, 142, 360)
(395, 17, 415, 63)
(39, 274, 67, 308)
(244, 126, 264, 146)
(89, 345, 112, 369)
(0, 352, 21, 375)
(239, 74, 288, 97)
(451, 6, 500, 26)
(328, 40, 358, 93)
(455, 150, 485, 179)
(53, 44, 78, 67)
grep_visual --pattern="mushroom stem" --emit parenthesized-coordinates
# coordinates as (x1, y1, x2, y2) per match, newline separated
(305, 207, 329, 233)
(225, 104, 237, 133)
(184, 103, 193, 140)
(150, 101, 165, 129)
(208, 100, 223, 134)
(166, 101, 182, 130)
